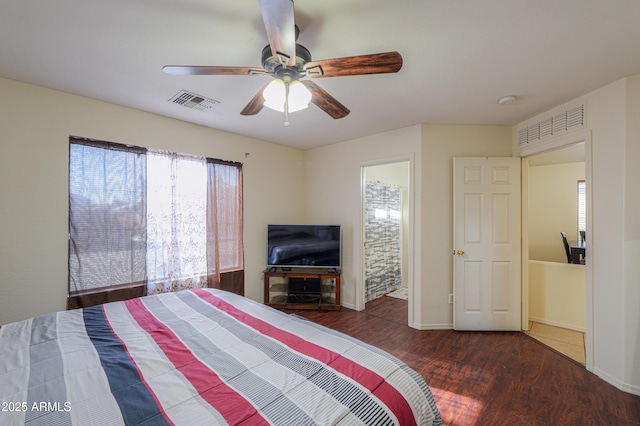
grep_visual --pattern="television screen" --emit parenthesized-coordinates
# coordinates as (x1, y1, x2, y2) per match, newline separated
(267, 224, 341, 268)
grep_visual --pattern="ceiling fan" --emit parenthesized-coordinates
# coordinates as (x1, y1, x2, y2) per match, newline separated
(163, 0, 403, 122)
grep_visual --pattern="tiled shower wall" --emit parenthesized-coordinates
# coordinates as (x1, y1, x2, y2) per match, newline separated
(364, 182, 402, 302)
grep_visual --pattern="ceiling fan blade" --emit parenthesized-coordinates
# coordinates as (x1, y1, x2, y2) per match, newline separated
(259, 0, 296, 66)
(163, 65, 266, 76)
(303, 51, 403, 78)
(301, 81, 350, 119)
(240, 83, 269, 116)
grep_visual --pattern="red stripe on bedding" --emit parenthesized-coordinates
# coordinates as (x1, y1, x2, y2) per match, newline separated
(193, 289, 417, 426)
(123, 297, 270, 426)
(102, 305, 175, 426)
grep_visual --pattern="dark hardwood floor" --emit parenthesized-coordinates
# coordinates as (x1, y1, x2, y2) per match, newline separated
(294, 296, 640, 426)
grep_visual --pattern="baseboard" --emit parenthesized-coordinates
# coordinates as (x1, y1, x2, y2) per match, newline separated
(341, 301, 357, 311)
(592, 367, 640, 396)
(528, 316, 586, 333)
(413, 322, 453, 330)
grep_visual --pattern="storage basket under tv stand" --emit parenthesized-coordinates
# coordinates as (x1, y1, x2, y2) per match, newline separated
(263, 267, 341, 311)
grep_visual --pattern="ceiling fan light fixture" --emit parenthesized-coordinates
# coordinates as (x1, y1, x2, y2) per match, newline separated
(288, 80, 313, 112)
(263, 78, 312, 113)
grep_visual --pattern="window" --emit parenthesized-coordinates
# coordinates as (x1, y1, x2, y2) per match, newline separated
(68, 137, 243, 308)
(578, 179, 586, 235)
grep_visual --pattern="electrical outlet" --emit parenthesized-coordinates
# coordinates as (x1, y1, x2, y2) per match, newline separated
(448, 293, 454, 304)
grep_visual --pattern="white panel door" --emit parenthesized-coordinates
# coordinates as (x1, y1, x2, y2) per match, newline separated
(453, 157, 521, 330)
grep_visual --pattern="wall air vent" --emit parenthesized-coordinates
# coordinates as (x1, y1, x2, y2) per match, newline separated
(169, 90, 219, 111)
(517, 104, 585, 145)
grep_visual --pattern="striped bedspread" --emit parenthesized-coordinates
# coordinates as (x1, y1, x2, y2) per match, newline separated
(0, 289, 442, 425)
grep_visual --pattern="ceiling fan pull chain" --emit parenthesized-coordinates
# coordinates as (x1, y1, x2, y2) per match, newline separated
(284, 81, 291, 126)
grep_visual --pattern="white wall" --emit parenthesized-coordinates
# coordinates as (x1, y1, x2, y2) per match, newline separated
(420, 125, 512, 328)
(528, 260, 586, 332)
(514, 74, 640, 395)
(302, 125, 422, 318)
(584, 78, 632, 393)
(364, 162, 409, 187)
(623, 74, 640, 392)
(528, 162, 585, 263)
(0, 77, 305, 325)
(303, 124, 513, 329)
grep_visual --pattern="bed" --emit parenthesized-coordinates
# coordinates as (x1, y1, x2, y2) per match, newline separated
(0, 288, 442, 425)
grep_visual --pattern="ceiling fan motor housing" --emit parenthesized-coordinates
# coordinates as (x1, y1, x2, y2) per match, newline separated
(261, 44, 312, 79)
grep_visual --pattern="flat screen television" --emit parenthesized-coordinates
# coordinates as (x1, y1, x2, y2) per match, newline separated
(267, 224, 341, 269)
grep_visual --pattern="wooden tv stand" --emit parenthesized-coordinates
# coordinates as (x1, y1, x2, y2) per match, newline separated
(263, 267, 341, 311)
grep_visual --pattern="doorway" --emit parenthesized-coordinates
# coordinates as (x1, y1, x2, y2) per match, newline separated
(522, 142, 588, 365)
(361, 161, 410, 316)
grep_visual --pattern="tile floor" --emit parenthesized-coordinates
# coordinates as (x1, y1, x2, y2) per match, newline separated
(386, 287, 409, 300)
(525, 321, 586, 365)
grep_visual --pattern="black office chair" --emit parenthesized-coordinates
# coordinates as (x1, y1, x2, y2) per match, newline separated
(560, 231, 572, 263)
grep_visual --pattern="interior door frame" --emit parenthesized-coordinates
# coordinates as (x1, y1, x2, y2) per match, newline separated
(519, 130, 594, 371)
(358, 154, 418, 328)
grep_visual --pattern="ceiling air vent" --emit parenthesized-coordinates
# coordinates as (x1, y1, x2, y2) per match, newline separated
(517, 104, 585, 145)
(169, 90, 219, 111)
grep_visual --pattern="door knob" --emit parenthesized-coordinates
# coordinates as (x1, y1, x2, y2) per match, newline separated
(456, 250, 465, 256)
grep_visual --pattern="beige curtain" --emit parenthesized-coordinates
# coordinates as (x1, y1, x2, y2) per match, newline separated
(207, 159, 244, 288)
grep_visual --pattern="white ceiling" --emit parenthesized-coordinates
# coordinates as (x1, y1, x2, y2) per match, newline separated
(2, 0, 640, 150)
